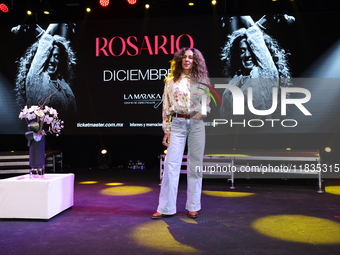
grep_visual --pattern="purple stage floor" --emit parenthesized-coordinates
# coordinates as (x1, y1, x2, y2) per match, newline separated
(1, 168, 340, 255)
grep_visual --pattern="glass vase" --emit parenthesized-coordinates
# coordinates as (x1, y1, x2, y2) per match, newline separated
(29, 135, 45, 178)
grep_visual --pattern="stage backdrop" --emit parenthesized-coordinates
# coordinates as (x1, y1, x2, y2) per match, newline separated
(0, 13, 340, 137)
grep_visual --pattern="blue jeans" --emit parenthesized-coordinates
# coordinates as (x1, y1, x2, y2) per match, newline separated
(157, 117, 205, 215)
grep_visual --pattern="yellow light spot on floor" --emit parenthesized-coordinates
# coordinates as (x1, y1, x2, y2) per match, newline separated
(252, 215, 340, 244)
(179, 217, 198, 224)
(105, 182, 124, 186)
(205, 154, 250, 157)
(78, 181, 98, 184)
(132, 221, 201, 252)
(202, 190, 255, 197)
(100, 186, 152, 196)
(325, 186, 340, 195)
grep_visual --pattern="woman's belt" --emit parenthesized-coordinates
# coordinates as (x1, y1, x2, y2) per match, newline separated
(173, 112, 197, 119)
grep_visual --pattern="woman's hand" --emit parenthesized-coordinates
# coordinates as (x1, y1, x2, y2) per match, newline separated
(193, 112, 203, 120)
(162, 133, 170, 147)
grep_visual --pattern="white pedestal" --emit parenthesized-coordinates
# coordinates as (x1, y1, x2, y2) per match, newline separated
(0, 174, 74, 220)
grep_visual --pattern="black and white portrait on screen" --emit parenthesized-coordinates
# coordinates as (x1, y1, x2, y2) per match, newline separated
(219, 15, 294, 120)
(14, 23, 77, 115)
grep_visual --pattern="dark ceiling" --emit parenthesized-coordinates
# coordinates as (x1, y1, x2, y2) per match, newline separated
(0, 0, 339, 25)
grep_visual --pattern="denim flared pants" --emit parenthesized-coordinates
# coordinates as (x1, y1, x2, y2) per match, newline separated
(157, 117, 205, 215)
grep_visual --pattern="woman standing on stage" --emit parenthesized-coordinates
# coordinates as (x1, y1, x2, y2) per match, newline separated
(152, 47, 211, 219)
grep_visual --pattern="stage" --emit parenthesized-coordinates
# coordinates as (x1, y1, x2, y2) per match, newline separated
(1, 0, 340, 253)
(1, 168, 340, 255)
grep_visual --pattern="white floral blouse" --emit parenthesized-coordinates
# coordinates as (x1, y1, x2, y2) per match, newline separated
(162, 73, 211, 133)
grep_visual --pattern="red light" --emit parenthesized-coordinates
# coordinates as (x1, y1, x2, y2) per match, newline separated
(0, 3, 9, 13)
(99, 0, 110, 7)
(127, 0, 137, 5)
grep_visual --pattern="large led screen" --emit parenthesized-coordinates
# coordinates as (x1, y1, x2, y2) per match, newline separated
(1, 12, 340, 136)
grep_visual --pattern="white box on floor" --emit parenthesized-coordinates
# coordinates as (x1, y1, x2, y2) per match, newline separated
(0, 173, 74, 220)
